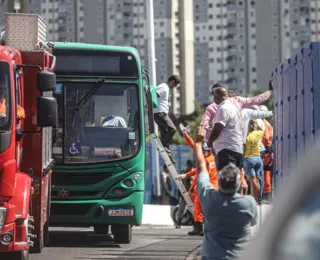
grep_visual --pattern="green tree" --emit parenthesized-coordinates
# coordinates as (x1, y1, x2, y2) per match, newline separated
(171, 102, 205, 145)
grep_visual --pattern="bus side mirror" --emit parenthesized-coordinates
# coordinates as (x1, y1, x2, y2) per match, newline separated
(37, 96, 58, 127)
(37, 71, 56, 92)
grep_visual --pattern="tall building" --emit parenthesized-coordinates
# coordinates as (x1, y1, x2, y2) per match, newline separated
(194, 0, 320, 106)
(0, 0, 195, 116)
(193, 0, 257, 105)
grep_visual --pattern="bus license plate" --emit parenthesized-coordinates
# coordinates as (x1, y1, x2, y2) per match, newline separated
(108, 208, 134, 216)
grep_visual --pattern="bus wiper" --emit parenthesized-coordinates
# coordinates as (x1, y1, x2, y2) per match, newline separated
(73, 77, 107, 112)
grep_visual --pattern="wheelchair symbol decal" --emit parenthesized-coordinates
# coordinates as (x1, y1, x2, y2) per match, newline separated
(68, 142, 81, 155)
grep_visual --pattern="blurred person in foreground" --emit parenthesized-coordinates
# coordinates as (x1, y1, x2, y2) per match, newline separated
(195, 125, 257, 260)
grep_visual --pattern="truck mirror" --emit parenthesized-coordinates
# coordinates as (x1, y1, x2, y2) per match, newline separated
(37, 71, 56, 92)
(37, 96, 57, 127)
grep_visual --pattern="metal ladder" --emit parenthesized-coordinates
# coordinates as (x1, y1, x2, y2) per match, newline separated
(152, 134, 194, 216)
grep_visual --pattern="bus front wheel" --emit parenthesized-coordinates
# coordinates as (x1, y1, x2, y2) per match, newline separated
(112, 224, 132, 244)
(94, 225, 109, 235)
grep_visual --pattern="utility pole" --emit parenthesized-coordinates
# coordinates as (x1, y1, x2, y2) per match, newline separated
(146, 0, 160, 197)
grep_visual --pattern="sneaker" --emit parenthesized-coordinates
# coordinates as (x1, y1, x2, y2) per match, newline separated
(164, 146, 171, 154)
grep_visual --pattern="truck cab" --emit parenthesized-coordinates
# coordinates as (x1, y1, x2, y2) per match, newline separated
(0, 13, 57, 260)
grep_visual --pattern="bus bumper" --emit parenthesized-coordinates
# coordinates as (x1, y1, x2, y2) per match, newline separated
(50, 191, 144, 226)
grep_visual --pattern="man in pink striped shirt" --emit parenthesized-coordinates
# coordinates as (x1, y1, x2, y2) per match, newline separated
(201, 81, 274, 139)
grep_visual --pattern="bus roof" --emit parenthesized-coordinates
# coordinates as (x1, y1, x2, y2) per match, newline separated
(50, 42, 140, 57)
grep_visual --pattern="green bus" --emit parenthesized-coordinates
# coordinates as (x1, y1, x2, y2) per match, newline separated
(50, 42, 155, 243)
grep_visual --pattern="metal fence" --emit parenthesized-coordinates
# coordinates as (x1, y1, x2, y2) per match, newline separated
(271, 42, 320, 190)
(143, 142, 194, 204)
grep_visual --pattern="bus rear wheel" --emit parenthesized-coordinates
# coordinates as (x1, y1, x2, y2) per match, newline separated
(112, 224, 132, 244)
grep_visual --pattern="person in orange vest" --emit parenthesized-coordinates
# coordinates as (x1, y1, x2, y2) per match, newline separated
(178, 125, 218, 236)
(259, 105, 274, 202)
(0, 83, 25, 120)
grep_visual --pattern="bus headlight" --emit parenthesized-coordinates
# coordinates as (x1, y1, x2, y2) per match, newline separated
(0, 208, 7, 230)
(123, 179, 134, 187)
(114, 188, 123, 196)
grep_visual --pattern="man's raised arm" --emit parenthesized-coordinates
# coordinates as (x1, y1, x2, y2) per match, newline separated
(236, 81, 274, 108)
(195, 126, 215, 206)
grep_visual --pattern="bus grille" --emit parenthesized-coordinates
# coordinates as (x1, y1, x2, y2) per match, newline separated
(51, 203, 93, 215)
(52, 172, 114, 186)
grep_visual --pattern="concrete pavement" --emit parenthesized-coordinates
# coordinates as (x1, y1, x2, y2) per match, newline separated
(30, 226, 202, 260)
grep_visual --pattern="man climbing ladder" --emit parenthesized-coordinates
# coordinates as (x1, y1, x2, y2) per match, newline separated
(153, 75, 180, 161)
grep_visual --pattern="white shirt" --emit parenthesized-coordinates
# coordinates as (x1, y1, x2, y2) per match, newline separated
(241, 109, 273, 144)
(212, 99, 243, 154)
(153, 83, 170, 114)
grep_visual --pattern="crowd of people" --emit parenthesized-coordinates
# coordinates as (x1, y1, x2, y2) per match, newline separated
(154, 75, 275, 259)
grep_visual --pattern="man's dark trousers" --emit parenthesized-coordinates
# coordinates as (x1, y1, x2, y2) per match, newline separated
(154, 112, 176, 148)
(216, 149, 243, 171)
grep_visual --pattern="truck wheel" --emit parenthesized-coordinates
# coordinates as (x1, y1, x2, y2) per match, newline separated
(43, 220, 50, 246)
(112, 224, 132, 244)
(29, 227, 43, 254)
(94, 225, 109, 234)
(3, 249, 29, 260)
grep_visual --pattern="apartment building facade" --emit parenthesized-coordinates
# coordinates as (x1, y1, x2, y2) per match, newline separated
(0, 0, 194, 116)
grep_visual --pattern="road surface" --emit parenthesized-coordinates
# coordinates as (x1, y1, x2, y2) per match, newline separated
(30, 226, 202, 260)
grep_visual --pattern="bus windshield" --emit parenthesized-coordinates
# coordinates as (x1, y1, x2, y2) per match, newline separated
(52, 82, 140, 164)
(0, 61, 11, 129)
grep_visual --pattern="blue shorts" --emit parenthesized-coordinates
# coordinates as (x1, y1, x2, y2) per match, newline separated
(243, 156, 263, 178)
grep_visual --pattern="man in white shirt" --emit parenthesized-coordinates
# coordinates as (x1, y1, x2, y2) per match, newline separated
(208, 86, 243, 171)
(154, 75, 180, 155)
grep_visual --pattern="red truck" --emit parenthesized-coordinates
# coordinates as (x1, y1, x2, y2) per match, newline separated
(0, 13, 57, 260)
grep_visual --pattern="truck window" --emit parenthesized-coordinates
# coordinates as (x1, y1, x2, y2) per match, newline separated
(0, 61, 11, 129)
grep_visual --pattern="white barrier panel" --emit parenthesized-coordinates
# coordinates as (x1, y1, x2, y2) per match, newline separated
(142, 205, 175, 226)
(142, 204, 272, 229)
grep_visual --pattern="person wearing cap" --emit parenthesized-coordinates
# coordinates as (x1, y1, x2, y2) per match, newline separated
(201, 81, 274, 140)
(153, 75, 180, 158)
(194, 125, 257, 260)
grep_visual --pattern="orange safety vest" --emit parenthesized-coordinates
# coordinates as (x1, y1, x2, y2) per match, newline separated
(0, 98, 25, 120)
(183, 132, 219, 191)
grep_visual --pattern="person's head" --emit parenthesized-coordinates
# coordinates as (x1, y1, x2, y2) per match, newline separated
(218, 163, 241, 195)
(163, 164, 168, 172)
(211, 83, 229, 105)
(248, 120, 258, 132)
(259, 105, 268, 112)
(186, 159, 194, 171)
(167, 75, 180, 88)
